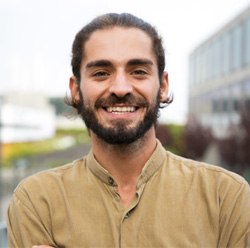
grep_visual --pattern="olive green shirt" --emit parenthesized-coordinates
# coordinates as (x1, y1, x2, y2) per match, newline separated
(7, 142, 250, 247)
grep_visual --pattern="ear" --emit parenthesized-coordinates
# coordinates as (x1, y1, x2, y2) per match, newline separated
(159, 72, 169, 103)
(69, 76, 80, 102)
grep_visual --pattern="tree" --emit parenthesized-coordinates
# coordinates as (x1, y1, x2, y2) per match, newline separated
(182, 115, 212, 159)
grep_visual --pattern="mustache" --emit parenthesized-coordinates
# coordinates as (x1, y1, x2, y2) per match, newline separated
(95, 94, 149, 108)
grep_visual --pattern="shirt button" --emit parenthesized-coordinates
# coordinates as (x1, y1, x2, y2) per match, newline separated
(124, 212, 131, 219)
(108, 177, 114, 185)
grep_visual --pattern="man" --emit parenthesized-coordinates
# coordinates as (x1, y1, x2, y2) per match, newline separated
(7, 13, 250, 247)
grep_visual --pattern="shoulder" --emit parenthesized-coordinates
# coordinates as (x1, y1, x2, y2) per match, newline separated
(161, 151, 250, 221)
(13, 157, 87, 199)
(164, 150, 249, 189)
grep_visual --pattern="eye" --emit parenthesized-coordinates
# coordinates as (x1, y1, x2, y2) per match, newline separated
(131, 69, 148, 75)
(134, 70, 146, 74)
(92, 70, 110, 78)
(130, 69, 148, 79)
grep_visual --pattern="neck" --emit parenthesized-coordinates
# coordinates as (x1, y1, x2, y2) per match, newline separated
(90, 128, 157, 208)
(90, 128, 157, 184)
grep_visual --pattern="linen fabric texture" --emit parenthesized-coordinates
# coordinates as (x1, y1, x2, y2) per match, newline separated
(7, 141, 250, 247)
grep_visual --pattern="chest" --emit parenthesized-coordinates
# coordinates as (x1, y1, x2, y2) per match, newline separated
(49, 179, 219, 248)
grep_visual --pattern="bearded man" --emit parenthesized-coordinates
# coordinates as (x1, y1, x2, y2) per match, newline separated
(7, 13, 250, 248)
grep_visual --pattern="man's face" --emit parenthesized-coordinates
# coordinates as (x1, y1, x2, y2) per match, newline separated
(71, 27, 168, 144)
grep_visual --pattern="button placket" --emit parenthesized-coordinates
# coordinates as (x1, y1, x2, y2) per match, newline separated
(124, 211, 131, 219)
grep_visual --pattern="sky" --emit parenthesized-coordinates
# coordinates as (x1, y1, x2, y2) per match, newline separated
(0, 0, 250, 123)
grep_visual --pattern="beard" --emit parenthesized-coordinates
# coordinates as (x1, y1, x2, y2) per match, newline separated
(77, 91, 160, 145)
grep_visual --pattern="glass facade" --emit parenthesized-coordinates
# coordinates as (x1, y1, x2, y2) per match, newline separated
(231, 24, 243, 70)
(189, 7, 250, 136)
(243, 17, 250, 65)
(221, 32, 231, 75)
(189, 13, 250, 88)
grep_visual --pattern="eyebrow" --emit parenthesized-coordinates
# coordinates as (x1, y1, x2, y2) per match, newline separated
(86, 60, 112, 68)
(85, 58, 154, 69)
(127, 59, 154, 67)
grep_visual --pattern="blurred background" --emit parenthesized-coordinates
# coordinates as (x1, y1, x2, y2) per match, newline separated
(0, 0, 250, 245)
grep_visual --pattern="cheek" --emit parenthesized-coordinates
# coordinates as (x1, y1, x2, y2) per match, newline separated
(81, 82, 106, 100)
(139, 82, 160, 102)
(80, 85, 95, 104)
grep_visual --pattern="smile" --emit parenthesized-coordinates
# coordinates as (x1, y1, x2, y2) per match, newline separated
(105, 106, 136, 113)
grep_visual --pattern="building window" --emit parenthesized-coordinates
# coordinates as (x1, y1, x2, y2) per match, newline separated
(213, 38, 222, 78)
(210, 41, 216, 79)
(231, 24, 243, 70)
(245, 98, 250, 110)
(221, 32, 231, 75)
(243, 17, 250, 65)
(233, 99, 239, 112)
(189, 55, 194, 86)
(222, 99, 229, 112)
(243, 80, 250, 97)
(206, 43, 212, 80)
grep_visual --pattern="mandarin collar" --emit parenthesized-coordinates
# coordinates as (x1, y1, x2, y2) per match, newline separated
(86, 140, 166, 188)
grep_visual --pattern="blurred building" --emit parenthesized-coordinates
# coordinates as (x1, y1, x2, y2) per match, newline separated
(0, 92, 55, 143)
(49, 96, 84, 129)
(188, 6, 250, 138)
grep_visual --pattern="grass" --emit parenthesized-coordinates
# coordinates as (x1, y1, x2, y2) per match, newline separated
(2, 128, 90, 167)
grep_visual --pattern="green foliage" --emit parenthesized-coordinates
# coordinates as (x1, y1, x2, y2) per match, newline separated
(243, 169, 250, 183)
(167, 124, 185, 155)
(2, 128, 90, 167)
(156, 124, 185, 155)
(56, 128, 90, 144)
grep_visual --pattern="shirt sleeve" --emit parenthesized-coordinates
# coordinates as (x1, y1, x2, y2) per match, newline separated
(7, 186, 57, 248)
(218, 179, 250, 247)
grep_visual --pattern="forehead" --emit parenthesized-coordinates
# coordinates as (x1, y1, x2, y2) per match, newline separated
(83, 27, 156, 65)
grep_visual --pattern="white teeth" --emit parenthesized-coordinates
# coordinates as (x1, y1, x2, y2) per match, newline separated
(106, 106, 135, 113)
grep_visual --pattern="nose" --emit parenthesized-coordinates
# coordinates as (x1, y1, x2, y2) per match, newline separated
(109, 72, 133, 97)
